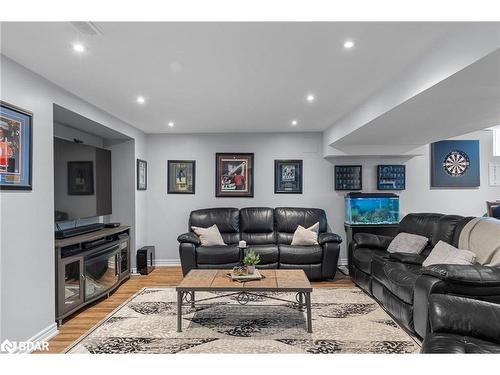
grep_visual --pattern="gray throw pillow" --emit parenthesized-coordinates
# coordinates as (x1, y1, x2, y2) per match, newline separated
(387, 232, 428, 254)
(423, 240, 476, 267)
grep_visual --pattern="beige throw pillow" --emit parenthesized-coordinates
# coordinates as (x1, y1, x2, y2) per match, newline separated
(291, 222, 319, 246)
(423, 240, 476, 267)
(387, 232, 428, 254)
(191, 224, 226, 246)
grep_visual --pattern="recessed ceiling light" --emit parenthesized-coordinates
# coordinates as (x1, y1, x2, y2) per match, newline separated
(168, 121, 174, 128)
(291, 120, 298, 126)
(343, 40, 355, 49)
(306, 94, 315, 103)
(72, 42, 86, 53)
(136, 96, 145, 104)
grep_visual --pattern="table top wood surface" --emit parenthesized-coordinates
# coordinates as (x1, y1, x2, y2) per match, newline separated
(176, 269, 312, 292)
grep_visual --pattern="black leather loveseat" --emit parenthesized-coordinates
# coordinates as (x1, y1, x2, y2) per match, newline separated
(178, 207, 342, 280)
(421, 295, 500, 353)
(349, 213, 500, 340)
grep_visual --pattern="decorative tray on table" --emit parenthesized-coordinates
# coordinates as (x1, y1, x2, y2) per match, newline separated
(228, 267, 264, 282)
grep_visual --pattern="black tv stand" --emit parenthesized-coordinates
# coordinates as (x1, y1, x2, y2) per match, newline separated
(55, 223, 105, 239)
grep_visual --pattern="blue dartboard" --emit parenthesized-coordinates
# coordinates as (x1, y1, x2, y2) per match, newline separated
(443, 150, 470, 177)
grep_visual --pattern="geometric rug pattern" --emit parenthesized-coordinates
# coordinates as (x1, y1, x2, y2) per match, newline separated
(66, 287, 420, 354)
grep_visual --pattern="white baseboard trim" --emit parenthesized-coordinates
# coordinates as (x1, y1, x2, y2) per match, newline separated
(151, 259, 347, 267)
(155, 259, 182, 267)
(5, 322, 59, 354)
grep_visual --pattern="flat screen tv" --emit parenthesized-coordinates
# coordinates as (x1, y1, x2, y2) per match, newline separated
(54, 137, 112, 222)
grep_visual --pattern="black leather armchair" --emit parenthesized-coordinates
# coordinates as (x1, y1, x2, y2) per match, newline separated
(421, 295, 500, 353)
(177, 207, 342, 280)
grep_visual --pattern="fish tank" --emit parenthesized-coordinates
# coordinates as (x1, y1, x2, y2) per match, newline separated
(345, 193, 400, 225)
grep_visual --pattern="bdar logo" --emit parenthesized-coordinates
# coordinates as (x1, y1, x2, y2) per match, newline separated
(1, 339, 17, 353)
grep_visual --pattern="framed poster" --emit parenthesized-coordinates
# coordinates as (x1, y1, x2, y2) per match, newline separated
(168, 160, 195, 194)
(335, 165, 362, 191)
(216, 153, 254, 197)
(0, 101, 33, 190)
(68, 161, 94, 195)
(137, 159, 147, 190)
(274, 159, 303, 194)
(377, 165, 406, 190)
(431, 140, 480, 188)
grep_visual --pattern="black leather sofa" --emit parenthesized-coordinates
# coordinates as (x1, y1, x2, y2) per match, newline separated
(178, 207, 342, 280)
(421, 295, 500, 353)
(349, 213, 500, 340)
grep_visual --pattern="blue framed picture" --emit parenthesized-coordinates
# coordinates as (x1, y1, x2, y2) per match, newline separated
(377, 165, 406, 190)
(431, 140, 480, 188)
(0, 101, 33, 190)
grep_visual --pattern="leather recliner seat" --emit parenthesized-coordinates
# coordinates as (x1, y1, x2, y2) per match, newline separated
(178, 207, 342, 281)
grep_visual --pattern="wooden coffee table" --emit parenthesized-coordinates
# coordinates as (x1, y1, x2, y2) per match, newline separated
(176, 269, 313, 333)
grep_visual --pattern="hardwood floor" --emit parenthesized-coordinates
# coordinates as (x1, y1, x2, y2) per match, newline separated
(37, 266, 353, 354)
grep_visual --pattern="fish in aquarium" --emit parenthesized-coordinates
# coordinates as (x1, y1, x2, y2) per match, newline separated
(345, 193, 400, 225)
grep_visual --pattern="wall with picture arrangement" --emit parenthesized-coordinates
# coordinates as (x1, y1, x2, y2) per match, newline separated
(0, 55, 148, 344)
(145, 129, 498, 267)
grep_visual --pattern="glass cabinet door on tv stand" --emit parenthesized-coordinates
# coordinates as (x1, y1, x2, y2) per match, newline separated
(58, 255, 84, 317)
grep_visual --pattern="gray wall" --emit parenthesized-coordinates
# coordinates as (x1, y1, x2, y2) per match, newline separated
(0, 55, 148, 342)
(145, 130, 499, 265)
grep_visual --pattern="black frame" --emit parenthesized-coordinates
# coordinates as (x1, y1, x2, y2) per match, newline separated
(0, 100, 33, 190)
(167, 160, 196, 194)
(274, 159, 303, 194)
(67, 161, 94, 195)
(216, 153, 254, 197)
(137, 159, 147, 190)
(377, 165, 406, 190)
(335, 165, 362, 191)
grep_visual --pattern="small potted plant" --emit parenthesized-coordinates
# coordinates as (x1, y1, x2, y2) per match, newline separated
(243, 250, 261, 274)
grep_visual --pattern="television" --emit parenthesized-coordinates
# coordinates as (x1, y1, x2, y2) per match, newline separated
(54, 137, 112, 222)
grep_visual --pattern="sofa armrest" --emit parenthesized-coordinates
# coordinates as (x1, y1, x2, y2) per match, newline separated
(389, 252, 426, 265)
(353, 233, 393, 250)
(177, 232, 201, 246)
(422, 264, 500, 286)
(428, 295, 500, 344)
(318, 232, 342, 245)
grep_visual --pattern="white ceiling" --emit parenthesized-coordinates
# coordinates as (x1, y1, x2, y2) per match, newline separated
(0, 22, 485, 134)
(335, 49, 500, 152)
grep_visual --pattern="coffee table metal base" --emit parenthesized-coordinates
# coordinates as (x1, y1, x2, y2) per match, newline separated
(176, 290, 312, 333)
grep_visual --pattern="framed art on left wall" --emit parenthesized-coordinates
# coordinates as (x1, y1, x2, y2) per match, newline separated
(0, 101, 33, 190)
(137, 159, 147, 190)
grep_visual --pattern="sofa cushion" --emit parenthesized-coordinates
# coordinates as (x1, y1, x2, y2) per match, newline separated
(240, 207, 276, 245)
(196, 244, 240, 264)
(189, 208, 240, 244)
(372, 259, 422, 304)
(279, 244, 322, 264)
(421, 333, 500, 354)
(244, 244, 279, 265)
(352, 248, 388, 275)
(275, 207, 327, 244)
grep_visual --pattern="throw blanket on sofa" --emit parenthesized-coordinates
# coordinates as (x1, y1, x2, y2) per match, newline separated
(459, 217, 500, 266)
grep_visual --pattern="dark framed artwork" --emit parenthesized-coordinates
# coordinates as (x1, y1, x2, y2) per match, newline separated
(0, 101, 33, 190)
(216, 153, 254, 197)
(431, 140, 480, 188)
(274, 159, 303, 194)
(335, 165, 362, 191)
(68, 161, 94, 195)
(377, 165, 406, 190)
(137, 159, 147, 190)
(168, 160, 195, 194)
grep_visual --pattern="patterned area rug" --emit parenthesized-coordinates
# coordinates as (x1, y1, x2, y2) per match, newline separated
(66, 287, 420, 354)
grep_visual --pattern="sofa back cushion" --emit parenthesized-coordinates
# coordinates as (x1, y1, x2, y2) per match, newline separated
(275, 207, 327, 244)
(240, 207, 276, 245)
(189, 208, 240, 244)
